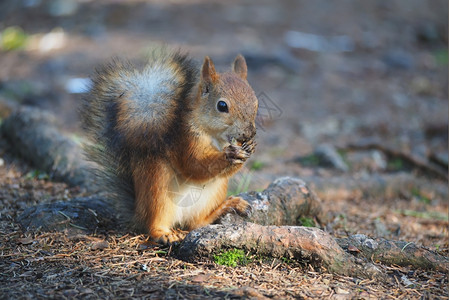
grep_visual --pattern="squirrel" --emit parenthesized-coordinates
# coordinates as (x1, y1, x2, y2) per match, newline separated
(80, 48, 258, 244)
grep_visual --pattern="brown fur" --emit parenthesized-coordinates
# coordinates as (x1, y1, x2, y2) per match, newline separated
(81, 48, 258, 244)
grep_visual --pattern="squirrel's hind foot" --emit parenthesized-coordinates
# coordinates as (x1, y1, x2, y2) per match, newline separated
(151, 228, 188, 245)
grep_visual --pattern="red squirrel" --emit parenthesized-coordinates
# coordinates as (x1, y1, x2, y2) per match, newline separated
(81, 48, 258, 243)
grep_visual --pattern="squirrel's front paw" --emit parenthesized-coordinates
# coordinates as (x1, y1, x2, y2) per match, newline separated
(225, 144, 250, 164)
(241, 139, 256, 155)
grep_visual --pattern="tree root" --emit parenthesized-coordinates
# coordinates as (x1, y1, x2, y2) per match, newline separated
(234, 177, 327, 226)
(177, 222, 385, 280)
(336, 234, 449, 273)
(1, 106, 98, 190)
(17, 197, 118, 234)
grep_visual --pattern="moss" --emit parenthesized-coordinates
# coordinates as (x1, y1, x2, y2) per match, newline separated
(214, 249, 249, 267)
(434, 244, 440, 252)
(281, 257, 293, 264)
(298, 216, 316, 227)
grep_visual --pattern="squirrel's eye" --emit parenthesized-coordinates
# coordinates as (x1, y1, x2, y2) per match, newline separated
(216, 100, 229, 113)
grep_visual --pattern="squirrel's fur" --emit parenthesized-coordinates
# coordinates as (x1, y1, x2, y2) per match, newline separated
(81, 48, 258, 243)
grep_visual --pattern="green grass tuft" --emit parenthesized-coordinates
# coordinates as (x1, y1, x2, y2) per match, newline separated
(214, 249, 249, 267)
(299, 216, 316, 227)
(250, 160, 264, 171)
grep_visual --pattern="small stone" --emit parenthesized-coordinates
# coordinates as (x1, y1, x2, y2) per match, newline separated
(415, 23, 440, 43)
(300, 119, 340, 142)
(62, 289, 79, 297)
(335, 287, 350, 294)
(371, 150, 387, 170)
(314, 143, 349, 172)
(17, 237, 34, 245)
(411, 76, 433, 95)
(374, 218, 390, 237)
(383, 49, 414, 69)
(48, 0, 79, 16)
(91, 240, 109, 250)
(78, 288, 94, 295)
(233, 286, 268, 299)
(347, 245, 360, 253)
(345, 150, 387, 172)
(401, 275, 415, 287)
(363, 238, 379, 250)
(191, 273, 212, 283)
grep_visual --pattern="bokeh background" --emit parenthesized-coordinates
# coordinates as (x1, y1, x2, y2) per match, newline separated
(1, 1, 447, 184)
(1, 0, 448, 200)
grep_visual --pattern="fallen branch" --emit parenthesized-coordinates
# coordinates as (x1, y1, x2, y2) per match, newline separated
(1, 106, 98, 190)
(238, 177, 326, 226)
(177, 223, 385, 280)
(336, 234, 449, 273)
(17, 197, 117, 234)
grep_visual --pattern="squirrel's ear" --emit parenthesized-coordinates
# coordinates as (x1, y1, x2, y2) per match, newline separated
(201, 56, 217, 85)
(232, 54, 247, 80)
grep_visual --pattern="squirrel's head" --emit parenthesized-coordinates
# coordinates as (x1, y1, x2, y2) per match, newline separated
(194, 55, 258, 150)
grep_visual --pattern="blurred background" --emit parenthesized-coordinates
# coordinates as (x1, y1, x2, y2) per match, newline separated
(0, 0, 447, 189)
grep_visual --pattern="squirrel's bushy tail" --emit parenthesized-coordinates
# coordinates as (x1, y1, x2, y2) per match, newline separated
(80, 58, 136, 221)
(80, 48, 198, 225)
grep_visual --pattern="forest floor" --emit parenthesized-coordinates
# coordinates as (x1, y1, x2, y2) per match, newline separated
(0, 0, 448, 299)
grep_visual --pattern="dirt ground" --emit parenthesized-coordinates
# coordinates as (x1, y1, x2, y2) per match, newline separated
(0, 0, 448, 299)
